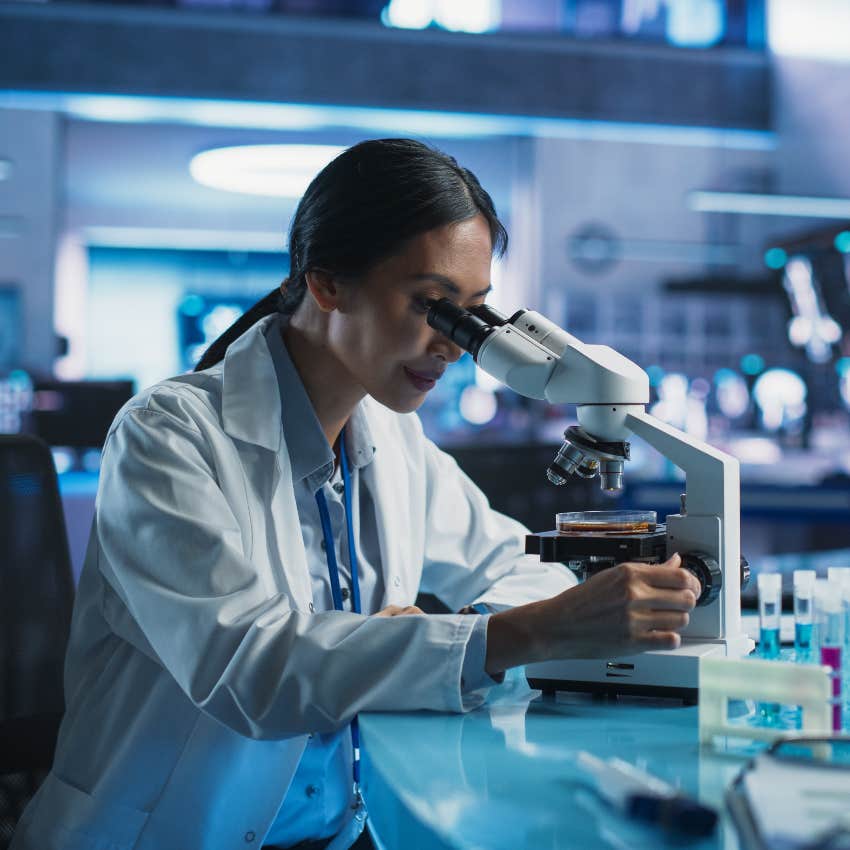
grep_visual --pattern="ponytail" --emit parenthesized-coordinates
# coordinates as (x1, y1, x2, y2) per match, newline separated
(194, 287, 282, 372)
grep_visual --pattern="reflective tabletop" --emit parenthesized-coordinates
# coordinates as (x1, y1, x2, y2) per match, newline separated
(360, 671, 750, 850)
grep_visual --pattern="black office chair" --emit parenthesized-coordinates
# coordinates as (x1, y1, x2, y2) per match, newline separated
(0, 435, 75, 848)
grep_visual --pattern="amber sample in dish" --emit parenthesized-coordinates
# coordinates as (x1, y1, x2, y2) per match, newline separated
(556, 510, 657, 535)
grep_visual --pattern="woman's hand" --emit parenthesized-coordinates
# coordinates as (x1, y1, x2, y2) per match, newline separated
(376, 604, 425, 617)
(485, 554, 701, 676)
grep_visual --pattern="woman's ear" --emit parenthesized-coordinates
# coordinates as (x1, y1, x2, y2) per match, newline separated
(304, 269, 340, 313)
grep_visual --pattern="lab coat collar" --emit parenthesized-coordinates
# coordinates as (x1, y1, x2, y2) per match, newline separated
(264, 313, 335, 483)
(219, 314, 379, 471)
(264, 313, 377, 483)
(220, 314, 283, 452)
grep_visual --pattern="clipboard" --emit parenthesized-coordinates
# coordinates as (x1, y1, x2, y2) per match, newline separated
(726, 737, 850, 850)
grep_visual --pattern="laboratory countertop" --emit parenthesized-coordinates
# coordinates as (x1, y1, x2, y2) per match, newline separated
(359, 673, 751, 850)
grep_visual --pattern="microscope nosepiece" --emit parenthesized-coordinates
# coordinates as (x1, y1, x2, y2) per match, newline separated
(547, 426, 630, 492)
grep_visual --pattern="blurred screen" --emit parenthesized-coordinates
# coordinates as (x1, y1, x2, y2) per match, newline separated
(0, 285, 21, 372)
(30, 380, 135, 449)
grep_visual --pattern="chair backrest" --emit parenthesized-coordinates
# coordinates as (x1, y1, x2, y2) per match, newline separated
(0, 435, 74, 724)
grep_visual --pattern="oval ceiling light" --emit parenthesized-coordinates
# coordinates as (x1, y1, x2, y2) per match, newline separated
(190, 144, 345, 198)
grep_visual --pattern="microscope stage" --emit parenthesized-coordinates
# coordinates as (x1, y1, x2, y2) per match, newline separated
(525, 527, 668, 563)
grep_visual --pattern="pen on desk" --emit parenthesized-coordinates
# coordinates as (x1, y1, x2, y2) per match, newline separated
(576, 750, 718, 838)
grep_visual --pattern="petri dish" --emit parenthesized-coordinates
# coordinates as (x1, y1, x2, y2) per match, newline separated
(556, 510, 657, 534)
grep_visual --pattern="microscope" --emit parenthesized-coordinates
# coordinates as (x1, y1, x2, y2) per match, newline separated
(427, 299, 753, 701)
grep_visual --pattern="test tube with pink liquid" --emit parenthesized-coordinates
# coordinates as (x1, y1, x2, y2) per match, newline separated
(815, 580, 845, 732)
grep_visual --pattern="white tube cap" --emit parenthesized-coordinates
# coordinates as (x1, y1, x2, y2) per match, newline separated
(815, 580, 843, 614)
(827, 566, 850, 585)
(757, 572, 782, 596)
(793, 569, 816, 591)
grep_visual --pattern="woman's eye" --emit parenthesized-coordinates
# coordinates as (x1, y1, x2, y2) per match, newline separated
(411, 296, 433, 314)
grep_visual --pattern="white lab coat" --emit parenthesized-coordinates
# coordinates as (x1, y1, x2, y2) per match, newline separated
(12, 316, 575, 850)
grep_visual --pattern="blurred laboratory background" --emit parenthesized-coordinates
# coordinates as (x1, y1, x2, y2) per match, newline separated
(2, 0, 849, 594)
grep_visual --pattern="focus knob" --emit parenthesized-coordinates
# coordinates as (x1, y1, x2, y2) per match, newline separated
(681, 552, 722, 607)
(740, 555, 750, 591)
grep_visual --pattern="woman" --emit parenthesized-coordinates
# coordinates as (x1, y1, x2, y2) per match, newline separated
(13, 139, 698, 850)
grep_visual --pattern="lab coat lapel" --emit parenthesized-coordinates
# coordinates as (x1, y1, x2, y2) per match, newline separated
(219, 315, 313, 611)
(269, 444, 313, 611)
(362, 402, 412, 608)
(220, 315, 281, 453)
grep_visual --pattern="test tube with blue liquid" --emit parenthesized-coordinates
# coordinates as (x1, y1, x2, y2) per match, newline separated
(793, 570, 815, 662)
(757, 573, 781, 724)
(815, 581, 844, 732)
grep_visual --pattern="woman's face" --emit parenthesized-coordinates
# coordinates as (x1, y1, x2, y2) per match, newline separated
(326, 213, 494, 414)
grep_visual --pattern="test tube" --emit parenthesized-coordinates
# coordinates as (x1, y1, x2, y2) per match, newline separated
(815, 581, 845, 732)
(827, 567, 850, 652)
(757, 573, 782, 724)
(757, 573, 781, 659)
(827, 567, 850, 726)
(793, 570, 815, 662)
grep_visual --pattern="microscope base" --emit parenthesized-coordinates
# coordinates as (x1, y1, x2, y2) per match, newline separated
(525, 635, 754, 703)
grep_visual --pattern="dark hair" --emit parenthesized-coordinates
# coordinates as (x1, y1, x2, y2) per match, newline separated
(194, 138, 507, 371)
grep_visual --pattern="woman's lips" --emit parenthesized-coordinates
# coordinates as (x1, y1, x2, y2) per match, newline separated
(404, 367, 439, 392)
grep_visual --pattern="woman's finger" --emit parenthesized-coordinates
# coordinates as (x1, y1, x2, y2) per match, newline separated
(633, 609, 690, 632)
(630, 587, 697, 612)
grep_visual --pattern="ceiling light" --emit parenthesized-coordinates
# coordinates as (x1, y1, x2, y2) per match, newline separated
(768, 0, 850, 62)
(82, 226, 285, 252)
(689, 191, 850, 219)
(0, 92, 776, 151)
(189, 144, 345, 198)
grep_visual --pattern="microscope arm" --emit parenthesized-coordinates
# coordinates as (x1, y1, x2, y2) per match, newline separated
(625, 409, 742, 641)
(624, 409, 739, 519)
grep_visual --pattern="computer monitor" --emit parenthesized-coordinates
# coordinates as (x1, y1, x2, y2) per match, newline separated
(30, 380, 135, 449)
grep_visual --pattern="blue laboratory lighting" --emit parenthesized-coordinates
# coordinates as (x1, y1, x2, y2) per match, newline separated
(646, 365, 666, 387)
(666, 0, 725, 48)
(836, 357, 850, 377)
(180, 294, 206, 317)
(764, 247, 788, 269)
(741, 353, 766, 376)
(834, 231, 850, 253)
(0, 91, 777, 151)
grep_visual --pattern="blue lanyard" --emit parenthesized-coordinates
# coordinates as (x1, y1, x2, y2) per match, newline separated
(314, 428, 363, 795)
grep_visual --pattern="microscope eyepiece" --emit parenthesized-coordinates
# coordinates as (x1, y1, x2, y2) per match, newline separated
(426, 298, 497, 360)
(468, 303, 509, 326)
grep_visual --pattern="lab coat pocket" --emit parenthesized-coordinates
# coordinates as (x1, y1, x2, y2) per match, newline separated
(14, 772, 149, 850)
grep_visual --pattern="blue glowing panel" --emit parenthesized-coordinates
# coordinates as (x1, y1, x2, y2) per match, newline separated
(0, 285, 20, 370)
(178, 293, 260, 372)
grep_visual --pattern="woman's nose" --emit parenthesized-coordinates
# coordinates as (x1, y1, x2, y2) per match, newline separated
(428, 331, 463, 364)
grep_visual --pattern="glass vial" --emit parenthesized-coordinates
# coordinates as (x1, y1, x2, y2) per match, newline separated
(758, 573, 781, 659)
(793, 570, 815, 662)
(816, 581, 845, 732)
(757, 572, 782, 725)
